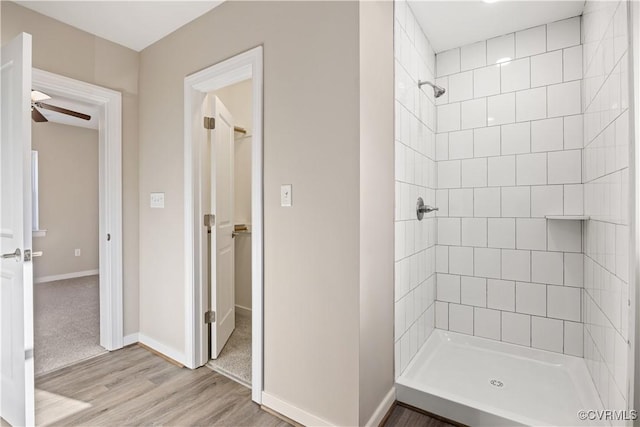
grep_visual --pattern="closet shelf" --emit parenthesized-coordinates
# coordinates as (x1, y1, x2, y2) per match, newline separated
(545, 215, 590, 220)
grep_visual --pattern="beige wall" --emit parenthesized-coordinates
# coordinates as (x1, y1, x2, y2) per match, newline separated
(32, 122, 99, 279)
(139, 1, 363, 424)
(1, 1, 140, 335)
(214, 80, 253, 312)
(358, 2, 395, 423)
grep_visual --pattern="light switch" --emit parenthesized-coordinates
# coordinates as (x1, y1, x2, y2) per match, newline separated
(150, 192, 165, 208)
(280, 184, 292, 207)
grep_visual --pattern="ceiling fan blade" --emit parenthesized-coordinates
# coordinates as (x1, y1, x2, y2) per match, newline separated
(31, 107, 48, 123)
(35, 102, 91, 121)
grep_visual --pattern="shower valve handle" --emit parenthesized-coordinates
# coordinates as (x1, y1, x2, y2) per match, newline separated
(416, 197, 438, 221)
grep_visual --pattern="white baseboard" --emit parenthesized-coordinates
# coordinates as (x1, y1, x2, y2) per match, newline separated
(365, 387, 396, 427)
(236, 304, 252, 317)
(34, 269, 99, 284)
(123, 333, 139, 346)
(261, 392, 335, 426)
(138, 333, 186, 366)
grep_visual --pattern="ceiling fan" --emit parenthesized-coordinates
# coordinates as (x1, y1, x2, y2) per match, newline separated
(31, 90, 91, 123)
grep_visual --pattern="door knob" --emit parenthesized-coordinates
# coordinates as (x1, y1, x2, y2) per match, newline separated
(1, 248, 21, 262)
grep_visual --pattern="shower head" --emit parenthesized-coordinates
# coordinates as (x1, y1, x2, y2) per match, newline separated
(418, 80, 446, 98)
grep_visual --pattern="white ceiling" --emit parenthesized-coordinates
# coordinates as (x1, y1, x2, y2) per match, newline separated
(15, 1, 224, 52)
(33, 95, 99, 130)
(409, 0, 585, 53)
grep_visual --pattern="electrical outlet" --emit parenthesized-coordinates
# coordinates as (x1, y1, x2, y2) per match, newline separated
(75, 249, 81, 257)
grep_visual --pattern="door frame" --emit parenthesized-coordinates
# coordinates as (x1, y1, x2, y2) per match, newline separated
(183, 46, 263, 403)
(32, 68, 124, 351)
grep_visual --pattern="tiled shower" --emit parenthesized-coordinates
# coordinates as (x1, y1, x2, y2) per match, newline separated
(394, 0, 633, 420)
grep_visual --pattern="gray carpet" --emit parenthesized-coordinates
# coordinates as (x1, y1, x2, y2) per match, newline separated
(207, 312, 251, 386)
(34, 275, 106, 376)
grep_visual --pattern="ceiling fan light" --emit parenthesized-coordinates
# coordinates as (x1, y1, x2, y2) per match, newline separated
(31, 90, 51, 102)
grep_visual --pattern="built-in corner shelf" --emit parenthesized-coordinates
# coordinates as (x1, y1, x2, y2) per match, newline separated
(545, 215, 590, 220)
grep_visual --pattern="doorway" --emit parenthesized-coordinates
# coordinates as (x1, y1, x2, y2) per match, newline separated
(184, 46, 264, 403)
(30, 107, 104, 375)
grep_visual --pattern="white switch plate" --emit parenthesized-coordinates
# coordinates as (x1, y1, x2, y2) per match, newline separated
(150, 192, 165, 209)
(280, 184, 292, 207)
(74, 249, 81, 257)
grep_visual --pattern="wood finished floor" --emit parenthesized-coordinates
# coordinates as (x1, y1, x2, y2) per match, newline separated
(35, 345, 289, 427)
(384, 405, 457, 427)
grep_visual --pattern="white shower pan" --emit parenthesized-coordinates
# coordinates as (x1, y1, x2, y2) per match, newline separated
(396, 330, 606, 426)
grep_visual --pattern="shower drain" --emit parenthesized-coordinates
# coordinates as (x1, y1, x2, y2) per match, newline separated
(489, 379, 504, 388)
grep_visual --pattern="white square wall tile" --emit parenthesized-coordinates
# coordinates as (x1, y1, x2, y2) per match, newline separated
(436, 245, 449, 273)
(436, 133, 449, 161)
(437, 48, 461, 77)
(502, 312, 531, 346)
(517, 153, 547, 185)
(474, 65, 501, 98)
(532, 251, 564, 285)
(437, 273, 461, 303)
(450, 189, 474, 217)
(474, 308, 501, 340)
(461, 41, 487, 71)
(461, 98, 487, 129)
(516, 282, 546, 316)
(563, 115, 583, 150)
(436, 189, 449, 217)
(488, 218, 515, 249)
(449, 130, 473, 160)
(488, 93, 515, 126)
(547, 285, 581, 321)
(488, 156, 516, 187)
(548, 81, 581, 118)
(547, 17, 580, 51)
(564, 321, 583, 357)
(530, 185, 563, 217)
(502, 186, 530, 217)
(488, 279, 515, 311)
(449, 246, 474, 276)
(563, 46, 583, 81)
(548, 150, 581, 184)
(548, 220, 581, 252)
(531, 118, 563, 152)
(438, 160, 461, 188)
(516, 87, 547, 122)
(564, 253, 583, 287)
(502, 249, 531, 281)
(487, 33, 515, 65)
(564, 184, 583, 216)
(474, 187, 501, 217)
(438, 103, 461, 133)
(462, 218, 487, 247)
(501, 58, 530, 93)
(515, 25, 546, 58)
(531, 51, 563, 87)
(532, 316, 563, 352)
(449, 71, 473, 103)
(438, 217, 461, 246)
(474, 248, 501, 279)
(435, 301, 449, 329)
(462, 158, 488, 188)
(516, 219, 547, 250)
(461, 276, 487, 307)
(449, 304, 474, 335)
(501, 122, 530, 155)
(474, 127, 501, 157)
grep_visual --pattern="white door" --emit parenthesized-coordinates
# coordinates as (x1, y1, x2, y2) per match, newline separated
(1, 33, 35, 427)
(209, 96, 235, 358)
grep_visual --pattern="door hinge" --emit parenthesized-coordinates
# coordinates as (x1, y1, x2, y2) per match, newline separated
(204, 116, 215, 130)
(205, 311, 216, 324)
(204, 214, 215, 228)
